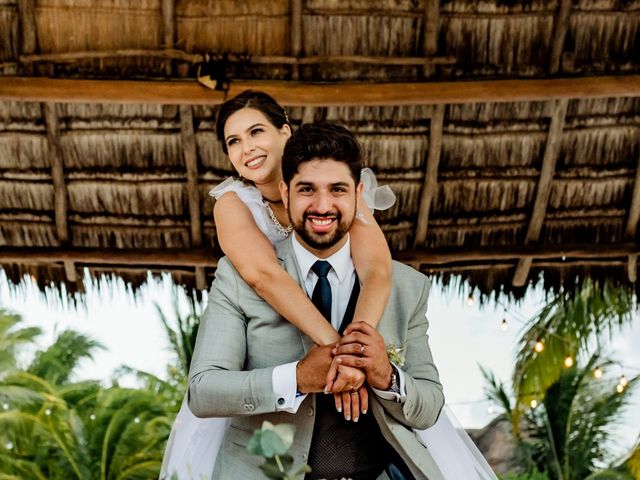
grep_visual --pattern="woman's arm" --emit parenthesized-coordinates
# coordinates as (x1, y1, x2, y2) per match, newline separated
(214, 193, 340, 346)
(350, 202, 392, 329)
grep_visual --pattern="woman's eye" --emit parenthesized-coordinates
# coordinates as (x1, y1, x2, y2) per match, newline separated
(227, 138, 238, 147)
(251, 128, 264, 136)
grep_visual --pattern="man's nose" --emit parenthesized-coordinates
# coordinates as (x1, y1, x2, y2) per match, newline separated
(314, 192, 332, 213)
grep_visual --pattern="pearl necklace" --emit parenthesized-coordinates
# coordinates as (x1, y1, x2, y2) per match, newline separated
(265, 202, 293, 239)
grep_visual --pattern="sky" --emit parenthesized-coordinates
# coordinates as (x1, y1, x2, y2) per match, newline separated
(1, 270, 639, 457)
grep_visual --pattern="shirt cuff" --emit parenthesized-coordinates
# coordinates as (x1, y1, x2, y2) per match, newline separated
(371, 364, 406, 403)
(272, 361, 307, 413)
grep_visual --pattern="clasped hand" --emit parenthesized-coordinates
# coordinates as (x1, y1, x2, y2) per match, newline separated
(296, 321, 392, 423)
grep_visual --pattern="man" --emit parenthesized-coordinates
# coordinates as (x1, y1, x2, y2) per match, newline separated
(188, 123, 445, 479)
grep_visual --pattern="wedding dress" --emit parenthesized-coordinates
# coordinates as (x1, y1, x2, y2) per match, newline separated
(160, 169, 497, 480)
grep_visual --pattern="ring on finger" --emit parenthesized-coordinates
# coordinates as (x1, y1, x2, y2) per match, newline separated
(360, 344, 366, 355)
(350, 391, 358, 395)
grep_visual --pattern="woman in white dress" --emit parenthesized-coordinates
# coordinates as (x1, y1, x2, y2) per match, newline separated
(161, 91, 497, 480)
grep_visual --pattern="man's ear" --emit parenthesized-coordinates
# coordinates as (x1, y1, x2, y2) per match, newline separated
(356, 181, 364, 199)
(279, 180, 289, 209)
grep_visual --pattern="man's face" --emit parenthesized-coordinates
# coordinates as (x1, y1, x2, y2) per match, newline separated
(280, 159, 362, 258)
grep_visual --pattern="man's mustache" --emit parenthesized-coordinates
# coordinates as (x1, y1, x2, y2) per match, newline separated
(303, 211, 340, 219)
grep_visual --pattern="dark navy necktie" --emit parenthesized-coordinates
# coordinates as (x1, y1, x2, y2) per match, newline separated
(311, 260, 332, 322)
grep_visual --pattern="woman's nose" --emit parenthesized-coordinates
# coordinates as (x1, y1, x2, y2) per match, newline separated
(243, 139, 256, 155)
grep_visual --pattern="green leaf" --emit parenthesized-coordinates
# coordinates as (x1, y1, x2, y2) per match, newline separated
(259, 458, 286, 479)
(272, 424, 295, 451)
(260, 430, 287, 457)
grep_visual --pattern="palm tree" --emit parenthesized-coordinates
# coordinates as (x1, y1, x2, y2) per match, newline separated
(0, 316, 172, 480)
(0, 309, 41, 376)
(483, 280, 639, 479)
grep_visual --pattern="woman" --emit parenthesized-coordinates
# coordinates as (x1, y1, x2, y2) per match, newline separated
(161, 91, 497, 479)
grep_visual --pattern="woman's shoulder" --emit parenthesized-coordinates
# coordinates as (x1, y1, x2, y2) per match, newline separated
(209, 177, 263, 205)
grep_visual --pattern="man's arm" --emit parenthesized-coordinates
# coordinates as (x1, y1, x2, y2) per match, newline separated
(335, 275, 444, 430)
(188, 258, 278, 418)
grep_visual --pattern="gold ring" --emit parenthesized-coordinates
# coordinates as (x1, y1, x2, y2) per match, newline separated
(360, 344, 365, 355)
(350, 391, 358, 395)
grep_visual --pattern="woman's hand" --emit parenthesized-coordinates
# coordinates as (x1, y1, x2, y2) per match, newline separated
(333, 386, 368, 422)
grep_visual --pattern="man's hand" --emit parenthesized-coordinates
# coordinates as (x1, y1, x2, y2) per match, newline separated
(333, 321, 394, 390)
(296, 344, 334, 393)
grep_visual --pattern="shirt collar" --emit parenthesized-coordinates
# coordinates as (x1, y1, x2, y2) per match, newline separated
(291, 233, 352, 284)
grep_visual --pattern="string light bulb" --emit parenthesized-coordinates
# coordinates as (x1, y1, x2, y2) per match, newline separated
(44, 408, 51, 416)
(466, 295, 474, 307)
(616, 383, 624, 393)
(530, 399, 538, 409)
(593, 366, 603, 379)
(500, 318, 508, 331)
(5, 442, 13, 450)
(134, 417, 140, 424)
(2, 403, 8, 411)
(620, 374, 628, 387)
(564, 355, 574, 368)
(487, 406, 494, 414)
(534, 340, 544, 353)
(89, 414, 96, 421)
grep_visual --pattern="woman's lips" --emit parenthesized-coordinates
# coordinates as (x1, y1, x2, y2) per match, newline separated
(245, 155, 266, 169)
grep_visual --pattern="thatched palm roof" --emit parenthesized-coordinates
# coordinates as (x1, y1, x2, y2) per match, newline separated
(0, 0, 639, 298)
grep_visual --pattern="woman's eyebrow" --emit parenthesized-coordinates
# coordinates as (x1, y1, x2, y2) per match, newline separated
(224, 123, 266, 143)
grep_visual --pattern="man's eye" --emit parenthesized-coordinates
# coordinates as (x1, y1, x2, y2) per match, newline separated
(332, 187, 346, 193)
(298, 187, 313, 193)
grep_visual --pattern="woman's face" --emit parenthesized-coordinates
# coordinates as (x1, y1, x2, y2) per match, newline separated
(223, 108, 291, 185)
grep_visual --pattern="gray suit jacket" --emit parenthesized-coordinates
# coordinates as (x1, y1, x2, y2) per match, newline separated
(188, 238, 445, 480)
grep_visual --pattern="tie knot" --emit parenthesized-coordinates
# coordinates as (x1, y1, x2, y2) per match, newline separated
(311, 260, 331, 278)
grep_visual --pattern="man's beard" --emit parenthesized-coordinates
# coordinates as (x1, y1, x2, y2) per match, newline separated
(289, 207, 356, 250)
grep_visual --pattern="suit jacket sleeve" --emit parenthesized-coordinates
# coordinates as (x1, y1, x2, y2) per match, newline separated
(187, 258, 278, 417)
(377, 274, 445, 430)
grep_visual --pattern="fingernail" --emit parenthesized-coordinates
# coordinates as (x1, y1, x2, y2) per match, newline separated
(362, 409, 367, 414)
(337, 407, 342, 413)
(353, 417, 359, 423)
(345, 415, 350, 421)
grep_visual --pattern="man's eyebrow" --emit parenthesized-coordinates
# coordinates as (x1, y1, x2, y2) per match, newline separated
(224, 123, 266, 143)
(330, 182, 351, 188)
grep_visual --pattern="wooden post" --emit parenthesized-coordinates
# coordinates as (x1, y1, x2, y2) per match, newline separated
(17, 0, 37, 75)
(180, 105, 202, 248)
(290, 0, 302, 80)
(512, 99, 569, 286)
(423, 0, 440, 78)
(43, 103, 69, 245)
(549, 0, 572, 75)
(414, 105, 444, 247)
(161, 0, 176, 77)
(195, 266, 207, 290)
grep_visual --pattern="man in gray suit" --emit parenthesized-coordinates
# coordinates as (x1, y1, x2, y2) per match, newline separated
(188, 123, 445, 479)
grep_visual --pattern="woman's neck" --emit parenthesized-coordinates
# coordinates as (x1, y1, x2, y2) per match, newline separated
(256, 181, 283, 204)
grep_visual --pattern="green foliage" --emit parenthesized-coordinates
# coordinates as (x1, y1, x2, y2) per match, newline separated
(247, 422, 311, 480)
(484, 280, 639, 480)
(0, 312, 172, 480)
(0, 309, 41, 376)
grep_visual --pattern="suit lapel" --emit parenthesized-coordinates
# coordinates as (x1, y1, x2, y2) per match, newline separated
(276, 238, 315, 353)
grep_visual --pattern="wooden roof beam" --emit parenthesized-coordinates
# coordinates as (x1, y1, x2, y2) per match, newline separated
(549, 0, 572, 75)
(2, 76, 639, 106)
(43, 103, 69, 245)
(625, 153, 640, 282)
(414, 105, 444, 248)
(17, 0, 36, 75)
(512, 99, 569, 287)
(179, 105, 202, 248)
(161, 0, 176, 77)
(290, 0, 302, 80)
(423, 0, 440, 78)
(2, 243, 639, 269)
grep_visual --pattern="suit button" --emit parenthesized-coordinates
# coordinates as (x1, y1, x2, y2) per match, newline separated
(307, 407, 314, 416)
(244, 403, 255, 412)
(277, 397, 285, 406)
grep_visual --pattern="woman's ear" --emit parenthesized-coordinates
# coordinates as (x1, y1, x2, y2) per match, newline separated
(281, 123, 292, 140)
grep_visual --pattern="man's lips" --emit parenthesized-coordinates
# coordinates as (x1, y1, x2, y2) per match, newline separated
(305, 214, 337, 233)
(245, 155, 266, 169)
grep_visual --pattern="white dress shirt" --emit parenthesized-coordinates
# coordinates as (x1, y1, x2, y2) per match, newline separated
(272, 233, 406, 412)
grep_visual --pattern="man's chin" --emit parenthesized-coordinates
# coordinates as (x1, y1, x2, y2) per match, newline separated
(299, 229, 341, 250)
